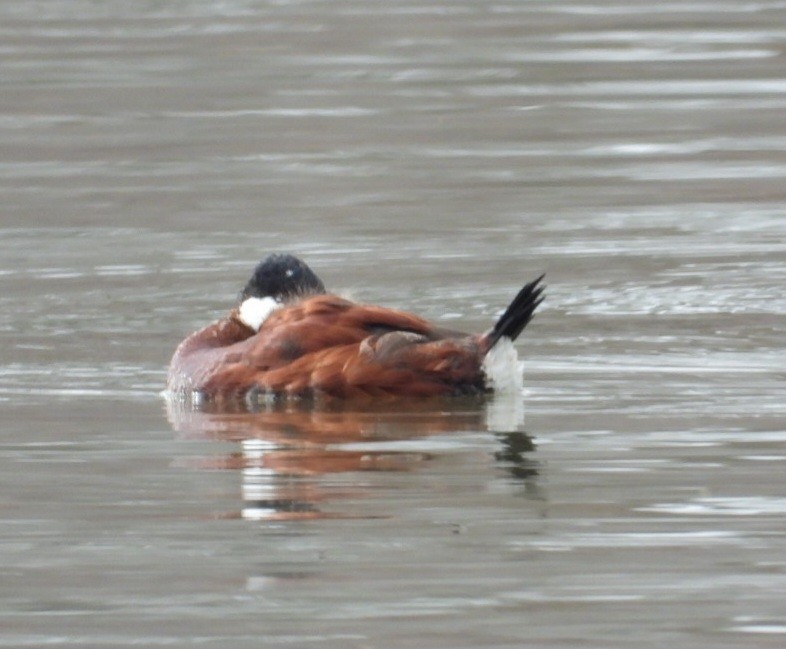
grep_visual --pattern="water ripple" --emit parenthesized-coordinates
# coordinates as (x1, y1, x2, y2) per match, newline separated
(640, 496, 786, 516)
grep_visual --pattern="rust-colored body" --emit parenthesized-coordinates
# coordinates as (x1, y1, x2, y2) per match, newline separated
(167, 294, 489, 401)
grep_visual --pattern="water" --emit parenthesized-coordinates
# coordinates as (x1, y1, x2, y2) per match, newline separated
(2, 0, 786, 647)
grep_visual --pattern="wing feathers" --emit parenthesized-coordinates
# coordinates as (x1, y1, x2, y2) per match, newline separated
(180, 294, 495, 399)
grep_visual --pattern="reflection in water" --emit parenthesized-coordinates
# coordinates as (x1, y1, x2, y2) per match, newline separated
(495, 431, 539, 481)
(166, 395, 537, 520)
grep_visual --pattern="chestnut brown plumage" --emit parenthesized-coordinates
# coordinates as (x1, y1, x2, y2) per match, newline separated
(167, 254, 544, 402)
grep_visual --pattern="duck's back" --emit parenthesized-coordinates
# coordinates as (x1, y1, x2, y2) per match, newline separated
(172, 294, 486, 400)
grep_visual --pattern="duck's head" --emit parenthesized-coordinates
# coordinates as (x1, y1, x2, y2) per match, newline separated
(237, 254, 326, 331)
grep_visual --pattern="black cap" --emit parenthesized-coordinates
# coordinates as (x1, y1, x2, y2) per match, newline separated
(240, 253, 326, 302)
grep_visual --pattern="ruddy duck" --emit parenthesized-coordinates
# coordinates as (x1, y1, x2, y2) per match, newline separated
(167, 254, 544, 402)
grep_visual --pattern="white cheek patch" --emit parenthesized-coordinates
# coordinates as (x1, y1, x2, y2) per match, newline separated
(238, 296, 282, 332)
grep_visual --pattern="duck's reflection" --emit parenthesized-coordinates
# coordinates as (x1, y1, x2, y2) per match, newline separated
(166, 394, 538, 520)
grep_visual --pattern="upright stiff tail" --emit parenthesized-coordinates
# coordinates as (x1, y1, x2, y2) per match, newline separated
(485, 274, 545, 351)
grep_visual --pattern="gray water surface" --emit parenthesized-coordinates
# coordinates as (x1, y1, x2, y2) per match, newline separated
(2, 1, 786, 647)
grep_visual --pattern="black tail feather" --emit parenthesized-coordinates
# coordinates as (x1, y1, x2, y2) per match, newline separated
(486, 274, 545, 350)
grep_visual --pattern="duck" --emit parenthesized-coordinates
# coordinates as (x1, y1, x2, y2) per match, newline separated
(166, 253, 544, 403)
